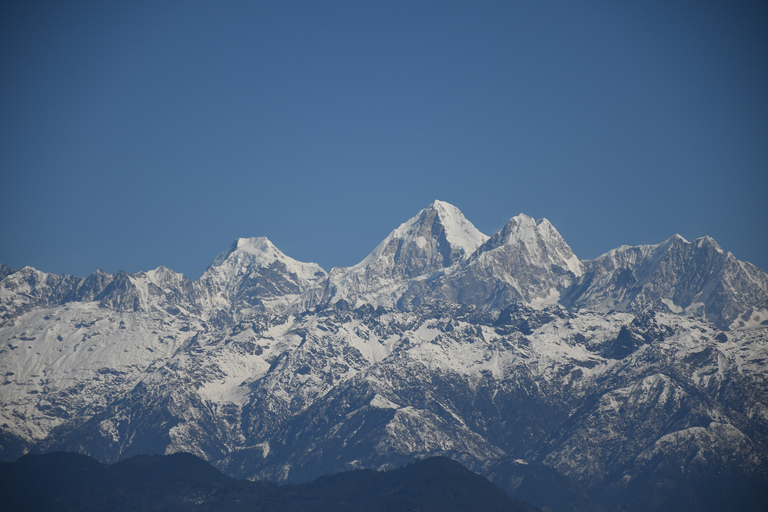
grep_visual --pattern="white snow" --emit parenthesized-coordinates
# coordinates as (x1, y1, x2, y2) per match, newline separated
(370, 394, 400, 409)
(430, 200, 489, 256)
(661, 298, 683, 314)
(2, 200, 767, 484)
(529, 288, 562, 309)
(730, 308, 768, 330)
(498, 214, 583, 277)
(210, 237, 326, 282)
(356, 200, 487, 269)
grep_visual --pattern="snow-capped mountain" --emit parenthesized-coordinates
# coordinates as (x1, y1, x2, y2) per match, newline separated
(1, 201, 767, 512)
(196, 236, 327, 325)
(562, 234, 768, 330)
(301, 200, 488, 309)
(400, 214, 584, 311)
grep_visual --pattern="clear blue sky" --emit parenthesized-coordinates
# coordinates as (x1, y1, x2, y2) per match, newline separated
(2, 1, 767, 278)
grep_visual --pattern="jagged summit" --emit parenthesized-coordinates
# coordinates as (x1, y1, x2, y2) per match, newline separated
(355, 200, 488, 275)
(495, 213, 538, 244)
(303, 201, 488, 308)
(213, 237, 282, 267)
(474, 214, 583, 278)
(694, 234, 725, 253)
(2, 202, 768, 512)
(195, 236, 327, 321)
(565, 231, 768, 329)
(413, 213, 585, 309)
(206, 236, 325, 281)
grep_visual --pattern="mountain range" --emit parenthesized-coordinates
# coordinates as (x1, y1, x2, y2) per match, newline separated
(2, 200, 767, 511)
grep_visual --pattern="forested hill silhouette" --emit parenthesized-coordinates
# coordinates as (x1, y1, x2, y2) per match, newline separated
(0, 452, 540, 512)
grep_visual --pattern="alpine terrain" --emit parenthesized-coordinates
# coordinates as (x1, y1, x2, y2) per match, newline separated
(2, 200, 767, 511)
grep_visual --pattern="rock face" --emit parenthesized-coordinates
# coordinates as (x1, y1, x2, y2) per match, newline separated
(405, 214, 584, 310)
(1, 201, 767, 512)
(562, 234, 768, 330)
(196, 237, 327, 325)
(303, 200, 488, 309)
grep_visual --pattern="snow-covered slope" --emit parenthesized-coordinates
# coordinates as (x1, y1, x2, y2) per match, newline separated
(400, 213, 584, 310)
(1, 200, 767, 511)
(357, 200, 488, 274)
(563, 234, 768, 330)
(302, 200, 488, 308)
(196, 237, 327, 325)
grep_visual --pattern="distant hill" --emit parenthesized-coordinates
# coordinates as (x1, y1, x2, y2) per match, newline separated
(0, 452, 539, 512)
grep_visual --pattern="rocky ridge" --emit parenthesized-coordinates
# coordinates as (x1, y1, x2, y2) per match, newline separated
(1, 200, 767, 512)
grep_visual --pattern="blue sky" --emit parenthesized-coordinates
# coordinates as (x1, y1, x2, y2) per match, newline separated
(2, 1, 767, 278)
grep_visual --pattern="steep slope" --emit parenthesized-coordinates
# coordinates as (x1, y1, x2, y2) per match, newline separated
(0, 265, 203, 327)
(0, 237, 325, 458)
(196, 237, 327, 325)
(0, 299, 203, 459)
(563, 234, 768, 330)
(1, 200, 768, 512)
(0, 266, 82, 326)
(357, 199, 488, 278)
(303, 200, 488, 308)
(403, 214, 583, 310)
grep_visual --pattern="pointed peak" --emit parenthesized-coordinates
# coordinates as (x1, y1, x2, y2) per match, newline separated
(234, 236, 277, 253)
(426, 199, 460, 215)
(354, 201, 487, 275)
(497, 213, 544, 244)
(513, 212, 536, 221)
(145, 265, 185, 282)
(660, 233, 689, 247)
(211, 236, 283, 268)
(652, 234, 686, 253)
(694, 235, 724, 253)
(475, 213, 582, 276)
(423, 200, 470, 226)
(657, 234, 724, 254)
(427, 199, 452, 209)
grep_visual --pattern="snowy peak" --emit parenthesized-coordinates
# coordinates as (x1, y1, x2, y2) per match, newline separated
(197, 237, 327, 322)
(356, 200, 488, 279)
(693, 235, 726, 254)
(406, 214, 584, 309)
(3, 203, 768, 512)
(427, 200, 489, 259)
(567, 232, 768, 329)
(2, 204, 764, 329)
(212, 237, 283, 268)
(207, 237, 326, 284)
(474, 214, 583, 277)
(0, 267, 82, 325)
(496, 213, 539, 245)
(301, 201, 489, 309)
